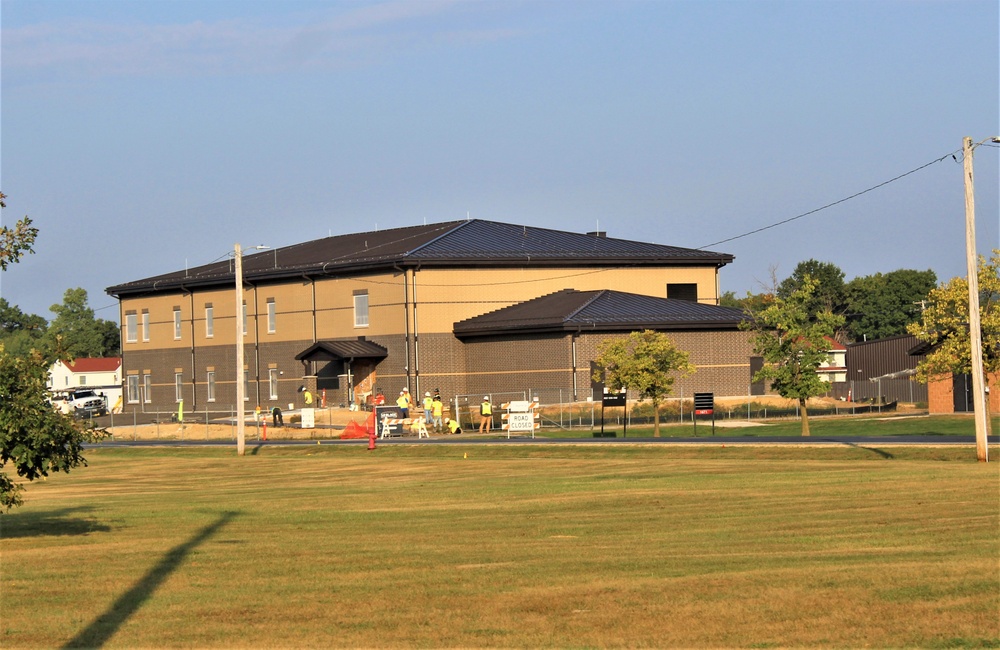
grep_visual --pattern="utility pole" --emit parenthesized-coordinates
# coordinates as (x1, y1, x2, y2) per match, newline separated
(963, 136, 988, 462)
(235, 243, 246, 456)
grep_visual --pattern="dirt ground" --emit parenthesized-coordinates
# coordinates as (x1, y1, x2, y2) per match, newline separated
(103, 396, 919, 441)
(104, 408, 367, 441)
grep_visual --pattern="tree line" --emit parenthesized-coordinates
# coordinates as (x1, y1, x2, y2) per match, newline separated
(721, 259, 938, 343)
(1, 290, 120, 364)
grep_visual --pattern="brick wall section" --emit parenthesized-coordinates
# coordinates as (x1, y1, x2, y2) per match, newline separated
(928, 371, 1000, 414)
(459, 333, 572, 398)
(125, 326, 759, 412)
(576, 330, 756, 399)
(927, 376, 954, 414)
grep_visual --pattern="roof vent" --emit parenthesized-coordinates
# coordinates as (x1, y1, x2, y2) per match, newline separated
(586, 231, 607, 238)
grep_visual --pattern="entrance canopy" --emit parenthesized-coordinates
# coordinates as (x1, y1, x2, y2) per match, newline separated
(295, 340, 388, 363)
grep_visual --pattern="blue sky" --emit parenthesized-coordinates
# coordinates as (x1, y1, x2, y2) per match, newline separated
(2, 0, 998, 322)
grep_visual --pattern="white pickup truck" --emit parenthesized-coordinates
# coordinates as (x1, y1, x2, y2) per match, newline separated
(66, 389, 108, 418)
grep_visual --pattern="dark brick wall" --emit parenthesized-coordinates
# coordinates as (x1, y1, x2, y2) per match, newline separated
(575, 330, 756, 400)
(125, 328, 758, 412)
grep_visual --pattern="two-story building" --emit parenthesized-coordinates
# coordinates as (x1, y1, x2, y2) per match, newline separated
(106, 219, 757, 414)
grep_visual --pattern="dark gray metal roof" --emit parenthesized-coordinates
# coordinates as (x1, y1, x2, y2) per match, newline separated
(107, 220, 733, 297)
(453, 289, 748, 338)
(295, 340, 389, 362)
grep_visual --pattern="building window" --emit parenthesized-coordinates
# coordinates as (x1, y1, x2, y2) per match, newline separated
(242, 303, 247, 336)
(173, 308, 182, 340)
(207, 371, 216, 402)
(127, 376, 140, 403)
(667, 283, 698, 303)
(142, 311, 150, 342)
(205, 306, 214, 338)
(269, 369, 279, 400)
(143, 374, 152, 403)
(79, 376, 87, 386)
(354, 292, 369, 328)
(126, 313, 137, 343)
(175, 373, 184, 402)
(267, 300, 276, 334)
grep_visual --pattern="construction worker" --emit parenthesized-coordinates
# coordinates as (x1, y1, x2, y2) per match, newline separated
(445, 417, 462, 435)
(304, 389, 313, 406)
(431, 395, 444, 432)
(422, 391, 434, 416)
(479, 396, 493, 433)
(396, 390, 410, 418)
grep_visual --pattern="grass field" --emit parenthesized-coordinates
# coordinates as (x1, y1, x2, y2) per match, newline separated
(2, 443, 998, 648)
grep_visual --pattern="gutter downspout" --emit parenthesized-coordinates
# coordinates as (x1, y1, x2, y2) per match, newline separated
(412, 269, 421, 398)
(404, 268, 412, 390)
(118, 299, 126, 409)
(572, 330, 579, 402)
(189, 291, 197, 410)
(252, 284, 261, 398)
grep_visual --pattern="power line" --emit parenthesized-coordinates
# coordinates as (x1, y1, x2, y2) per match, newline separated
(698, 149, 962, 250)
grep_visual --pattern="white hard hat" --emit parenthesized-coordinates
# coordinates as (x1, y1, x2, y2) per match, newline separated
(484, 396, 489, 400)
(425, 392, 430, 396)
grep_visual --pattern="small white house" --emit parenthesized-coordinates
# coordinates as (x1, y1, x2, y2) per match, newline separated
(49, 358, 123, 410)
(817, 337, 847, 383)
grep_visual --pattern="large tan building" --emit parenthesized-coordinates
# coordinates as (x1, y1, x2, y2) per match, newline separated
(106, 220, 753, 414)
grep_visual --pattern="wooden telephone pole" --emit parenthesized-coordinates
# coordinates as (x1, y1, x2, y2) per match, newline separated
(963, 136, 988, 462)
(235, 243, 246, 457)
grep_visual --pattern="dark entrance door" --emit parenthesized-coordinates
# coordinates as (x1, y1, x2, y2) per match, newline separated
(750, 356, 765, 396)
(952, 374, 973, 412)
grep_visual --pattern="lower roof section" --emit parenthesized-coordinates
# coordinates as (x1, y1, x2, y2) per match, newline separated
(454, 289, 747, 338)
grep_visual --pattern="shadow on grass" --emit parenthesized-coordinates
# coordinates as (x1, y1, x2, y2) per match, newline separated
(834, 440, 895, 459)
(63, 511, 239, 649)
(1, 506, 112, 538)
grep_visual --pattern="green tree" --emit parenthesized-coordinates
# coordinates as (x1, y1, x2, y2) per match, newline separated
(46, 288, 117, 360)
(0, 192, 37, 271)
(778, 259, 847, 316)
(845, 269, 937, 342)
(743, 276, 845, 436)
(593, 330, 694, 437)
(720, 290, 774, 314)
(0, 298, 49, 358)
(907, 251, 1000, 415)
(0, 193, 100, 511)
(0, 344, 99, 511)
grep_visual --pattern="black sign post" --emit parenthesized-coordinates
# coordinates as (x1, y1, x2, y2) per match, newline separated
(374, 405, 404, 437)
(693, 392, 715, 436)
(600, 388, 627, 437)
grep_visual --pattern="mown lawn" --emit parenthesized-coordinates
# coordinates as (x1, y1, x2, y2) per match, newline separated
(2, 445, 998, 648)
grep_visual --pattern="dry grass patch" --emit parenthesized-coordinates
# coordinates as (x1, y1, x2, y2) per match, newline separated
(2, 446, 998, 648)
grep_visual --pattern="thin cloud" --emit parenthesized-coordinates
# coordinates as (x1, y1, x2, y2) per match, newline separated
(2, 0, 525, 82)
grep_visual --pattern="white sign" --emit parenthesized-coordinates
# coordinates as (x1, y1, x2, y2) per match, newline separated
(300, 407, 315, 429)
(507, 400, 533, 412)
(507, 412, 535, 432)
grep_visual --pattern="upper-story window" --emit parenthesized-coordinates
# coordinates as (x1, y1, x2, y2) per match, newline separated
(141, 311, 150, 342)
(242, 303, 248, 336)
(205, 305, 214, 338)
(666, 283, 698, 303)
(125, 313, 138, 343)
(354, 291, 369, 328)
(173, 308, 182, 340)
(267, 299, 276, 334)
